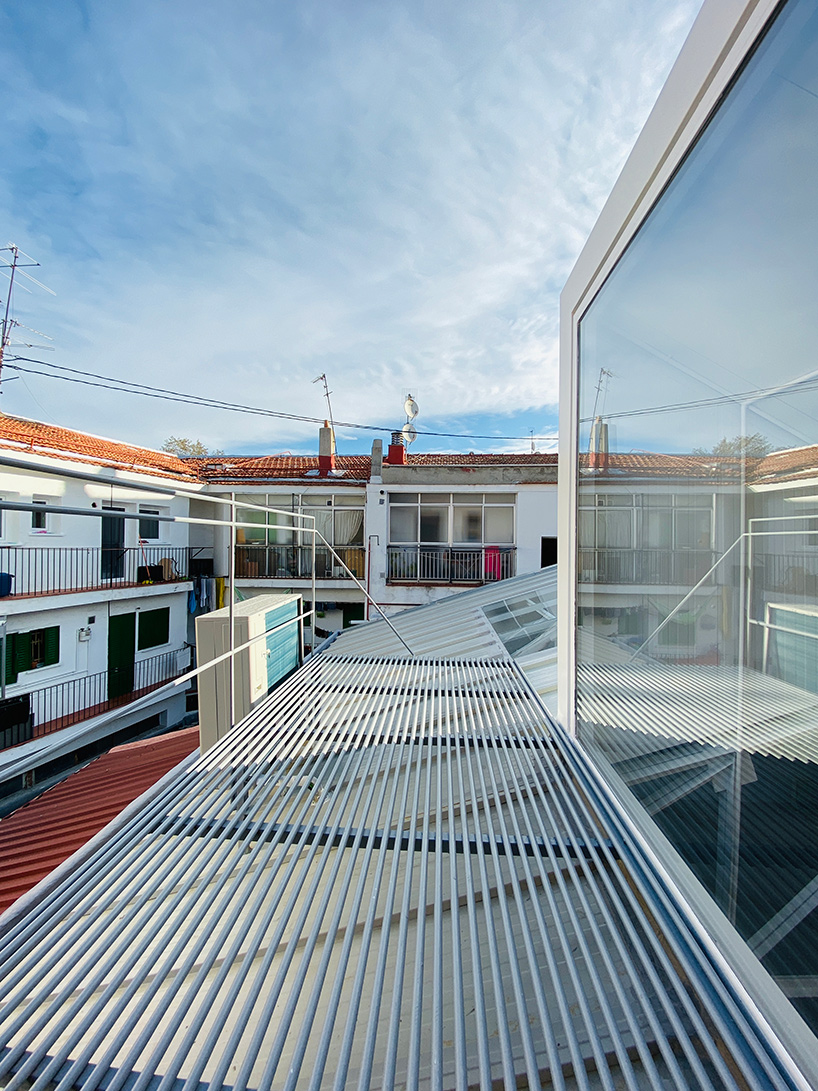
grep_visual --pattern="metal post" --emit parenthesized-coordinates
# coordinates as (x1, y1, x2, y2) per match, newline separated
(0, 617, 6, 700)
(228, 493, 236, 731)
(310, 514, 316, 653)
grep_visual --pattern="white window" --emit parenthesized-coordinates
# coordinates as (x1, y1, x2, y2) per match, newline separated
(138, 508, 161, 541)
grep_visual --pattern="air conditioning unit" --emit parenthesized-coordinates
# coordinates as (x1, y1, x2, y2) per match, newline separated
(196, 593, 302, 753)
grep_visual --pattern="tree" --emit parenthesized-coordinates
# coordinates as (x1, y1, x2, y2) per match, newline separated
(692, 433, 773, 458)
(161, 436, 225, 458)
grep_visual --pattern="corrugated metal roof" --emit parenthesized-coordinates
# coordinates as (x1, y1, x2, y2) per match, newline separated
(0, 726, 199, 914)
(0, 656, 804, 1090)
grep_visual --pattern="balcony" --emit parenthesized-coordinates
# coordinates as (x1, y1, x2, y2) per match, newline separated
(0, 648, 188, 750)
(577, 548, 716, 585)
(0, 546, 211, 599)
(751, 552, 818, 597)
(387, 545, 516, 584)
(235, 544, 365, 581)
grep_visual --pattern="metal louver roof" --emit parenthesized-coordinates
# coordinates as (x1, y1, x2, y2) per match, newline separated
(329, 568, 559, 709)
(0, 654, 807, 1091)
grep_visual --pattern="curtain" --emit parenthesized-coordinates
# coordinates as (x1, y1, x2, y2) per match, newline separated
(334, 509, 364, 546)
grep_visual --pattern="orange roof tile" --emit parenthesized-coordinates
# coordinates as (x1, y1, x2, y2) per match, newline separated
(0, 416, 199, 480)
(405, 453, 558, 466)
(192, 455, 372, 482)
(0, 726, 199, 914)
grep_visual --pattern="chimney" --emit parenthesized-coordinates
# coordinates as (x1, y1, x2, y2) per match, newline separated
(386, 430, 406, 466)
(371, 438, 383, 478)
(318, 421, 336, 474)
(589, 416, 609, 470)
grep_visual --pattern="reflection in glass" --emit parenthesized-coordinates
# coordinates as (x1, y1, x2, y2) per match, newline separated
(576, 0, 818, 1035)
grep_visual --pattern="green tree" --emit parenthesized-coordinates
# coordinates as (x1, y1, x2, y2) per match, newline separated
(692, 433, 773, 458)
(162, 436, 225, 458)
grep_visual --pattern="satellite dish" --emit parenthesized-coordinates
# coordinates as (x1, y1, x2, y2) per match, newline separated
(402, 422, 418, 446)
(404, 395, 419, 420)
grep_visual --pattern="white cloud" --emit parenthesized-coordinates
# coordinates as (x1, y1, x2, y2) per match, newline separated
(0, 0, 703, 453)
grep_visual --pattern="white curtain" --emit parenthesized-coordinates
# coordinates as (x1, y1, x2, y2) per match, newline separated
(334, 509, 364, 546)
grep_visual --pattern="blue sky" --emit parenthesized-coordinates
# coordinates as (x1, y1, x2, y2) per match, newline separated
(0, 0, 701, 456)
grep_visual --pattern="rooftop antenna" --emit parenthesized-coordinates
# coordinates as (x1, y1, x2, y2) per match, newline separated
(591, 367, 613, 422)
(312, 373, 337, 448)
(0, 245, 54, 408)
(402, 392, 418, 447)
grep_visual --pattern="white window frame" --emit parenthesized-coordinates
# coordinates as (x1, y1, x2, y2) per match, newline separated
(557, 1, 818, 1078)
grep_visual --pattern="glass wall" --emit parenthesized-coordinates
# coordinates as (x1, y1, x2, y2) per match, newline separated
(576, 0, 818, 1034)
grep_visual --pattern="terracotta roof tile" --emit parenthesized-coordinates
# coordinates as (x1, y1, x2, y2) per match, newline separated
(0, 726, 199, 914)
(0, 416, 198, 480)
(404, 453, 558, 466)
(192, 455, 372, 482)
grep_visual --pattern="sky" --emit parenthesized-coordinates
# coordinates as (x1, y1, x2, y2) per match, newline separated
(0, 0, 702, 457)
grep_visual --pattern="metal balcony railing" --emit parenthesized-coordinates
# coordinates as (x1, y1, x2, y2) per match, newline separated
(0, 648, 190, 748)
(577, 548, 717, 585)
(751, 552, 818, 596)
(235, 544, 366, 580)
(387, 545, 516, 584)
(0, 546, 212, 598)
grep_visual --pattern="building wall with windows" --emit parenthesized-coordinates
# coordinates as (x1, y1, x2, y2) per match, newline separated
(0, 425, 203, 757)
(560, 0, 818, 1070)
(200, 441, 558, 629)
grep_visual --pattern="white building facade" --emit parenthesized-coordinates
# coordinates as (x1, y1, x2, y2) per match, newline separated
(0, 421, 206, 770)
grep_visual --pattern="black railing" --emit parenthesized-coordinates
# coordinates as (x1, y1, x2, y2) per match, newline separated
(0, 648, 190, 747)
(236, 545, 366, 580)
(751, 553, 818, 596)
(0, 546, 212, 598)
(577, 548, 716, 585)
(387, 546, 516, 584)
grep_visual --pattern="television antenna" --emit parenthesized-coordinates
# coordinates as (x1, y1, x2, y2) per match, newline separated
(312, 373, 337, 447)
(402, 392, 419, 446)
(0, 245, 55, 401)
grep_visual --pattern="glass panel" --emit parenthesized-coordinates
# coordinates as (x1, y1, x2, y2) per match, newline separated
(335, 493, 365, 507)
(389, 493, 417, 505)
(452, 506, 483, 543)
(452, 493, 477, 504)
(485, 507, 513, 544)
(268, 511, 294, 545)
(575, 0, 818, 1038)
(266, 494, 292, 510)
(483, 494, 509, 505)
(389, 507, 418, 543)
(420, 493, 446, 504)
(236, 507, 266, 544)
(419, 506, 448, 543)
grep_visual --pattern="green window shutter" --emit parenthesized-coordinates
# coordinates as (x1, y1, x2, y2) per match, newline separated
(15, 632, 32, 674)
(138, 608, 170, 651)
(4, 634, 16, 685)
(44, 626, 60, 666)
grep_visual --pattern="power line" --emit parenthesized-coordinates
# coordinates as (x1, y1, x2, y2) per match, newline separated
(5, 358, 559, 443)
(579, 375, 818, 424)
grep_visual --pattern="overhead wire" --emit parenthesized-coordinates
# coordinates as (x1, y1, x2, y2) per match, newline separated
(4, 357, 559, 444)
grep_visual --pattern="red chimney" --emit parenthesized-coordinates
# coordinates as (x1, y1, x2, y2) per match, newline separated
(386, 431, 406, 466)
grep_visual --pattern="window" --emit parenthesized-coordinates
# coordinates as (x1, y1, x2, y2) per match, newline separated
(31, 500, 47, 532)
(388, 493, 515, 547)
(570, 0, 818, 1045)
(4, 626, 59, 683)
(138, 608, 170, 651)
(236, 493, 365, 549)
(138, 508, 161, 541)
